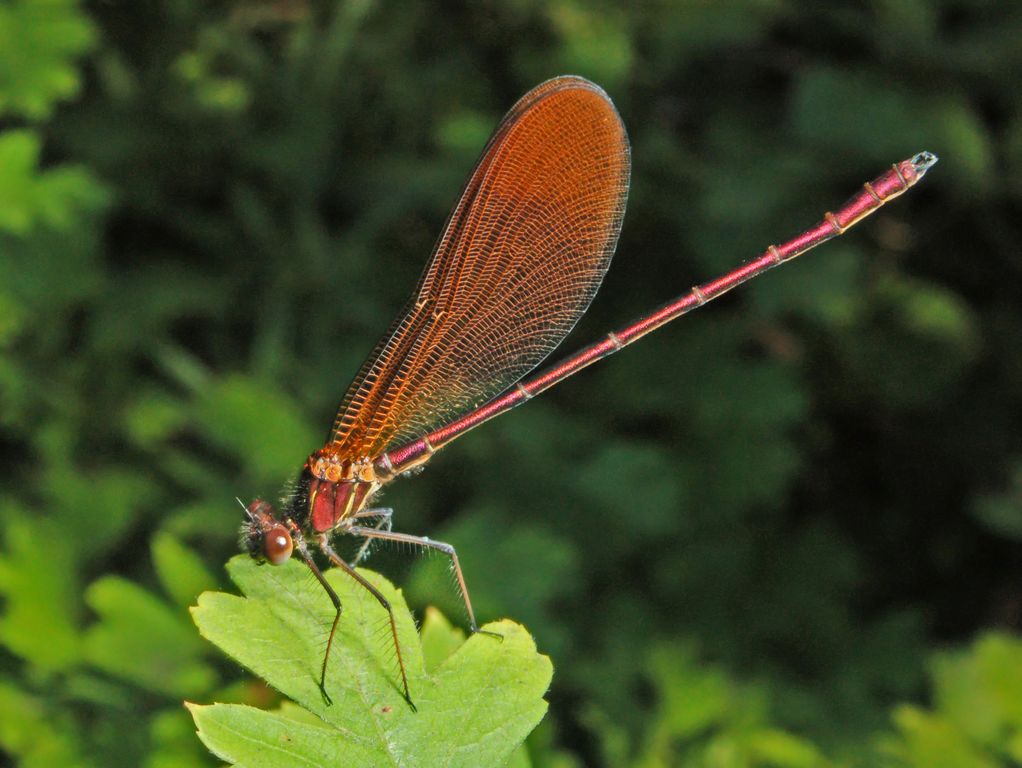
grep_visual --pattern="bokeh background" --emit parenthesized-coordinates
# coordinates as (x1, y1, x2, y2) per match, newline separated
(2, 1, 1021, 766)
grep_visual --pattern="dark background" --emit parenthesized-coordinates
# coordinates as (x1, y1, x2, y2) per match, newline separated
(1, 1, 1021, 766)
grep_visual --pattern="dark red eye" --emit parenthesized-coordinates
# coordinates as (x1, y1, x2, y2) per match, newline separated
(264, 524, 293, 565)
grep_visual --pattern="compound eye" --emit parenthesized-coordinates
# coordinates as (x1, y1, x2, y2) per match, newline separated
(264, 524, 293, 565)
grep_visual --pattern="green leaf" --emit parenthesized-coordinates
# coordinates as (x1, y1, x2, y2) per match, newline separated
(0, 130, 108, 234)
(45, 467, 149, 558)
(84, 575, 217, 698)
(972, 460, 1022, 541)
(646, 643, 730, 739)
(873, 632, 1022, 766)
(0, 515, 82, 671)
(545, 1, 632, 87)
(505, 744, 533, 768)
(0, 288, 25, 347)
(193, 375, 318, 484)
(152, 531, 219, 610)
(747, 728, 827, 767)
(190, 556, 552, 767)
(0, 0, 96, 119)
(419, 606, 467, 673)
(123, 388, 190, 446)
(883, 706, 998, 768)
(145, 706, 216, 768)
(0, 681, 93, 768)
(932, 633, 1022, 743)
(876, 275, 979, 350)
(436, 111, 494, 155)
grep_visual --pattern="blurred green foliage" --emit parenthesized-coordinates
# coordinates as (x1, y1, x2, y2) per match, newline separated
(0, 0, 1020, 766)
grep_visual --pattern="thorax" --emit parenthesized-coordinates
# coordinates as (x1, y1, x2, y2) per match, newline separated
(301, 448, 381, 533)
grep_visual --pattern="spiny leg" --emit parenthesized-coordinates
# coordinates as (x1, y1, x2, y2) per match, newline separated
(347, 507, 393, 567)
(346, 526, 499, 639)
(317, 535, 416, 711)
(287, 525, 341, 705)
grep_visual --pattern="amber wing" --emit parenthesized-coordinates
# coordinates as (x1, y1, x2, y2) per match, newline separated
(329, 76, 631, 459)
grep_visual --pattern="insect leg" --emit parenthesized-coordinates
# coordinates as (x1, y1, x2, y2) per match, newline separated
(345, 507, 393, 567)
(288, 525, 341, 706)
(317, 535, 416, 711)
(346, 526, 499, 639)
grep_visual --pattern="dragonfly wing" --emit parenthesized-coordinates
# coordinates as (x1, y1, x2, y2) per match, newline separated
(330, 76, 630, 459)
